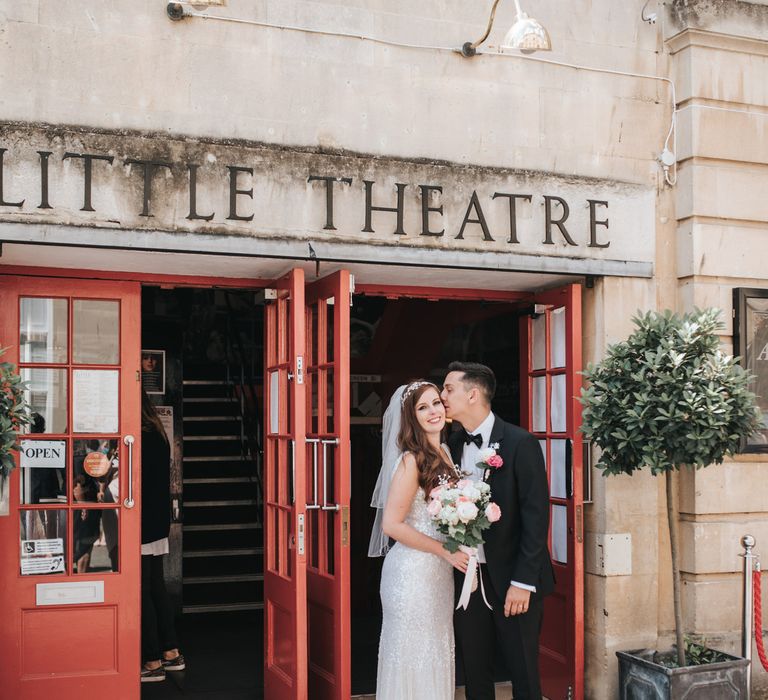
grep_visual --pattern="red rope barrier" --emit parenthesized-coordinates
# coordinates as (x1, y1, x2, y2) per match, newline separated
(754, 569, 768, 672)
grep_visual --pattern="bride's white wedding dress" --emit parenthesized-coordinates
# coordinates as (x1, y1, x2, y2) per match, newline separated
(376, 460, 455, 700)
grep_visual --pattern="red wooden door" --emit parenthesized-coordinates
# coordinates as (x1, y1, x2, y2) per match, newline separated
(520, 283, 584, 700)
(304, 271, 351, 700)
(263, 268, 309, 700)
(0, 275, 141, 700)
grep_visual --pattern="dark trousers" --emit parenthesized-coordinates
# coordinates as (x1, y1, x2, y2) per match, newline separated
(141, 554, 178, 663)
(454, 565, 544, 700)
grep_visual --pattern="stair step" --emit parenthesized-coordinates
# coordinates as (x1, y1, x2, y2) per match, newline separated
(183, 415, 242, 422)
(185, 499, 258, 507)
(183, 477, 253, 485)
(184, 573, 264, 585)
(184, 435, 240, 441)
(184, 522, 262, 531)
(183, 455, 250, 462)
(183, 602, 263, 614)
(183, 397, 238, 403)
(184, 547, 263, 558)
(183, 380, 234, 386)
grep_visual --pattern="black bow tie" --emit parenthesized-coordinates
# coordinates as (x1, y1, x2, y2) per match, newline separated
(462, 431, 483, 449)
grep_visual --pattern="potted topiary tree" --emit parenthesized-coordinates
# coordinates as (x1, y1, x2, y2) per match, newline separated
(0, 347, 31, 515)
(580, 308, 761, 699)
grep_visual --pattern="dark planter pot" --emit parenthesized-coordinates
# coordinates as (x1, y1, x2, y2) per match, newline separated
(617, 648, 749, 699)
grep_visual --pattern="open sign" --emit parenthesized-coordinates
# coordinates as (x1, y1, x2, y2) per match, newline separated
(19, 441, 66, 469)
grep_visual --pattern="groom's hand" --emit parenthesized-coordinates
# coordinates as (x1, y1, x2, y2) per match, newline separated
(504, 585, 531, 617)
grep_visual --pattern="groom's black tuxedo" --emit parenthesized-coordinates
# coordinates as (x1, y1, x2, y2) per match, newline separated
(449, 413, 554, 700)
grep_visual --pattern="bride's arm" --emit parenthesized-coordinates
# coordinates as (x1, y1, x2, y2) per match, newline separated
(382, 454, 468, 572)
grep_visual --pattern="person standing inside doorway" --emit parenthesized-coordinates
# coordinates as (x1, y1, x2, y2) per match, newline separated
(140, 389, 185, 683)
(441, 362, 554, 700)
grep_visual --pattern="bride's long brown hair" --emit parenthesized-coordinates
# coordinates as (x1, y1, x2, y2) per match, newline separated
(397, 382, 454, 499)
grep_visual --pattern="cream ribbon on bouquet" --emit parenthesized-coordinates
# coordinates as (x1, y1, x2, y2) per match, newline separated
(456, 545, 493, 611)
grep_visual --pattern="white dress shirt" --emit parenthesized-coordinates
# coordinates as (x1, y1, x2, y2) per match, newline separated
(460, 411, 536, 593)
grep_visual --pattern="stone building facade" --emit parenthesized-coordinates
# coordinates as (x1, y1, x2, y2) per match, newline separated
(0, 1, 767, 698)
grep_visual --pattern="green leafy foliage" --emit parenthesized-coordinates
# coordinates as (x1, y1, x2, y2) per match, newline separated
(654, 636, 730, 668)
(0, 348, 31, 477)
(580, 309, 761, 477)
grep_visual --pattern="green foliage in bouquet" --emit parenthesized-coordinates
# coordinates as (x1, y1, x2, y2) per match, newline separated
(439, 510, 493, 554)
(579, 308, 761, 667)
(0, 348, 31, 477)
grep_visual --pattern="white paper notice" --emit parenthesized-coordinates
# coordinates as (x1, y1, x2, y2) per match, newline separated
(156, 406, 174, 446)
(22, 538, 64, 556)
(21, 555, 65, 575)
(73, 369, 119, 433)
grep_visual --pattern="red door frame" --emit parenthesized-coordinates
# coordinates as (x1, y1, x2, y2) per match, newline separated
(263, 269, 309, 700)
(520, 284, 584, 700)
(304, 271, 352, 700)
(358, 280, 585, 699)
(0, 275, 141, 699)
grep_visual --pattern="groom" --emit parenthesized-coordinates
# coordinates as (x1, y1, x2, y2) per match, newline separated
(442, 361, 554, 700)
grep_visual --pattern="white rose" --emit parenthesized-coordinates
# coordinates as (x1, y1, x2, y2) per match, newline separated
(440, 506, 459, 525)
(461, 486, 481, 502)
(478, 447, 496, 462)
(477, 482, 491, 493)
(456, 501, 479, 524)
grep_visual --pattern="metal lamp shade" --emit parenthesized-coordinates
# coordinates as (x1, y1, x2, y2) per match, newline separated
(502, 12, 552, 53)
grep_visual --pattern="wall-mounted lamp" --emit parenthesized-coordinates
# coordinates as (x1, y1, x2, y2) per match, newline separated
(461, 0, 551, 58)
(641, 1, 658, 25)
(167, 1, 225, 20)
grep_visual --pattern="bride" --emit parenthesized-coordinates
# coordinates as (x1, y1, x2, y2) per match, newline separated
(369, 381, 469, 699)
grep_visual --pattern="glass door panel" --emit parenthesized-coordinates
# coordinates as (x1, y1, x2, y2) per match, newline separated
(521, 284, 584, 700)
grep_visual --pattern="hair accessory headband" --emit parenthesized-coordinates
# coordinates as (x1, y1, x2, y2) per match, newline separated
(400, 381, 437, 407)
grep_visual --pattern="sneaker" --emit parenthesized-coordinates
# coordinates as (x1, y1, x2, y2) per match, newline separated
(162, 653, 186, 671)
(141, 665, 166, 683)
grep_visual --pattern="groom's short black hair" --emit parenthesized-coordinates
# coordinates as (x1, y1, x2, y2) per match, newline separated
(447, 361, 496, 404)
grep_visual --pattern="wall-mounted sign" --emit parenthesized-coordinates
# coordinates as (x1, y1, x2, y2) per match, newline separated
(19, 440, 66, 469)
(0, 126, 655, 278)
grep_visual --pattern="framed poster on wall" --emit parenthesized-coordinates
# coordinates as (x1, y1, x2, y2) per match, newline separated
(141, 349, 165, 395)
(734, 288, 768, 453)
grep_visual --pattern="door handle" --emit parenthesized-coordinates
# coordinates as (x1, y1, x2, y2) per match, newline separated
(123, 434, 135, 509)
(306, 438, 321, 510)
(321, 438, 340, 511)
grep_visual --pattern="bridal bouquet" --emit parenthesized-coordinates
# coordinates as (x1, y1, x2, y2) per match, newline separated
(428, 477, 501, 610)
(427, 478, 501, 553)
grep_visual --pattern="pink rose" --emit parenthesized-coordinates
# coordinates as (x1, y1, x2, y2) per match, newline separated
(456, 479, 471, 489)
(485, 502, 501, 523)
(486, 455, 503, 469)
(429, 486, 444, 500)
(427, 498, 442, 517)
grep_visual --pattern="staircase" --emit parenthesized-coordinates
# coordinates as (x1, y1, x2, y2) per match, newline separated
(181, 367, 264, 614)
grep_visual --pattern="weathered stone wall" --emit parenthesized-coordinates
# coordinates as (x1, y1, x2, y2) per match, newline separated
(665, 1, 768, 695)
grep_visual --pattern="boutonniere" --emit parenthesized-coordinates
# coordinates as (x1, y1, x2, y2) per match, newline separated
(477, 446, 503, 480)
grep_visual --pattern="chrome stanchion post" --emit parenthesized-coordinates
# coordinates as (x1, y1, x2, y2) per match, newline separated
(742, 534, 756, 699)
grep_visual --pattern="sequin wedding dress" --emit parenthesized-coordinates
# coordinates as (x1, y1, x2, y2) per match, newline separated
(376, 472, 455, 700)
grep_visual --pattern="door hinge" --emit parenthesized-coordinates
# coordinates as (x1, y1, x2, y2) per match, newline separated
(136, 370, 140, 382)
(297, 514, 305, 555)
(295, 356, 304, 384)
(341, 506, 350, 547)
(575, 505, 583, 543)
